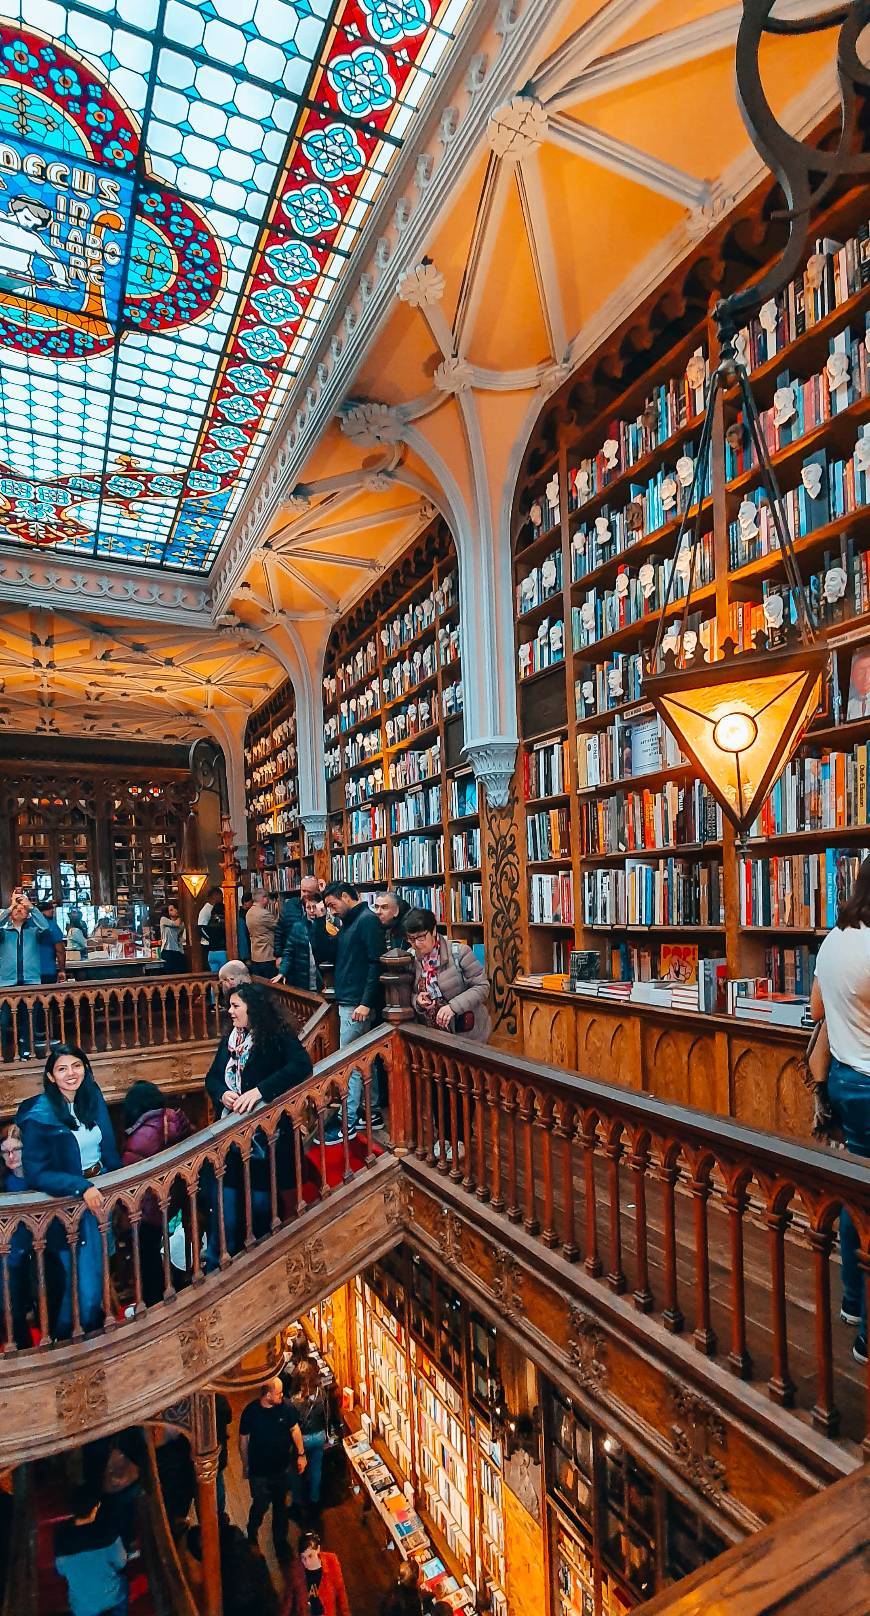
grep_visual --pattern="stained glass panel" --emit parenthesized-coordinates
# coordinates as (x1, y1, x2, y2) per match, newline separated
(0, 0, 468, 570)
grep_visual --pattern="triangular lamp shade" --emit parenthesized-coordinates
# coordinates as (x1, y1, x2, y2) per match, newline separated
(645, 647, 826, 833)
(179, 811, 209, 898)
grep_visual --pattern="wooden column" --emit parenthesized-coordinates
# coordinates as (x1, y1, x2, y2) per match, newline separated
(219, 815, 240, 963)
(192, 1391, 223, 1616)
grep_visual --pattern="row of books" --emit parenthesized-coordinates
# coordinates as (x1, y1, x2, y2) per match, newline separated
(393, 836, 444, 879)
(739, 848, 869, 930)
(332, 845, 389, 886)
(382, 589, 438, 658)
(581, 859, 724, 928)
(396, 882, 446, 922)
(344, 767, 383, 807)
(246, 746, 297, 787)
(725, 323, 869, 477)
(246, 714, 295, 764)
(385, 698, 438, 747)
(518, 616, 564, 679)
(391, 784, 442, 833)
(527, 806, 571, 860)
(566, 348, 709, 512)
(530, 870, 575, 925)
(571, 538, 716, 651)
(523, 735, 570, 800)
(332, 679, 380, 737)
(579, 780, 722, 856)
(727, 448, 868, 570)
(765, 944, 818, 996)
(441, 679, 463, 718)
(249, 783, 298, 818)
(325, 746, 341, 781)
(348, 804, 387, 843)
(451, 881, 483, 923)
(575, 655, 645, 720)
(750, 745, 870, 836)
(389, 740, 442, 790)
(382, 643, 439, 704)
(576, 714, 684, 792)
(344, 728, 382, 769)
(449, 777, 479, 819)
(570, 451, 713, 582)
(451, 828, 480, 870)
(734, 223, 869, 371)
(330, 635, 378, 700)
(516, 546, 563, 615)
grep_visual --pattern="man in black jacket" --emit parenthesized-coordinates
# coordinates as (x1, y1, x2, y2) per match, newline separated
(320, 881, 384, 1140)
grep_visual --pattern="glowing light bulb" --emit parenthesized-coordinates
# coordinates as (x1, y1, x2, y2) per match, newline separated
(712, 709, 758, 754)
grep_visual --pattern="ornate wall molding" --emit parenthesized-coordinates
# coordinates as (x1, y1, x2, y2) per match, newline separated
(301, 812, 328, 850)
(56, 1367, 109, 1432)
(285, 1237, 328, 1295)
(465, 737, 519, 809)
(491, 1244, 524, 1319)
(0, 548, 211, 626)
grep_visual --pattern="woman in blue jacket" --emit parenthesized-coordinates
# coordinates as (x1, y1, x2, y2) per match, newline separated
(21, 1043, 120, 1338)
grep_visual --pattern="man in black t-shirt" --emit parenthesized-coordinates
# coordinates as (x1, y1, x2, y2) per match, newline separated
(239, 1377, 307, 1562)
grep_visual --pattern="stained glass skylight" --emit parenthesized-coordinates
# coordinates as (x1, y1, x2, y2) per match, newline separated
(0, 0, 468, 571)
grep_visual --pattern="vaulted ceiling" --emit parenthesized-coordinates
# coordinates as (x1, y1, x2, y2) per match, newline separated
(0, 0, 851, 746)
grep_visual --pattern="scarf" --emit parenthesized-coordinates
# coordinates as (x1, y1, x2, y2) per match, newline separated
(419, 945, 444, 1001)
(223, 1025, 253, 1108)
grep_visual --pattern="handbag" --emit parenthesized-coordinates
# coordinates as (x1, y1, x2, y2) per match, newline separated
(799, 1019, 843, 1144)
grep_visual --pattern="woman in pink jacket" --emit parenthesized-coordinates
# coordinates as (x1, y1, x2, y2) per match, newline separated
(121, 1080, 192, 1304)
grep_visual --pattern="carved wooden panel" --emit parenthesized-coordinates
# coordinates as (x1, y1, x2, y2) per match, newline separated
(731, 1040, 813, 1140)
(522, 998, 577, 1071)
(640, 1023, 727, 1114)
(481, 780, 528, 1047)
(575, 1009, 638, 1089)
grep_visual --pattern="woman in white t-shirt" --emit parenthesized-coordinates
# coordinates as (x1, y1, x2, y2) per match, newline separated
(811, 856, 870, 1365)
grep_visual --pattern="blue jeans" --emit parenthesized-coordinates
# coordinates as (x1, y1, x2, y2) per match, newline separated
(827, 1059, 870, 1335)
(207, 949, 228, 974)
(338, 1004, 370, 1123)
(302, 1429, 327, 1506)
(55, 1209, 105, 1337)
(205, 1181, 270, 1271)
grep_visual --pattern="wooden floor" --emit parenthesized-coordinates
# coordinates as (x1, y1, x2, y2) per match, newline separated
(223, 1393, 396, 1615)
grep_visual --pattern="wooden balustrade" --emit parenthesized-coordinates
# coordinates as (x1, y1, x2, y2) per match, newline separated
(397, 1027, 870, 1456)
(0, 1026, 388, 1352)
(0, 974, 222, 1068)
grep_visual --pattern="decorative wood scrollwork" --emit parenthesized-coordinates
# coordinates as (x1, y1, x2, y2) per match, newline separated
(482, 785, 523, 1037)
(56, 1367, 109, 1431)
(491, 1245, 524, 1319)
(566, 1301, 609, 1393)
(285, 1237, 328, 1297)
(669, 1381, 728, 1500)
(179, 1307, 226, 1374)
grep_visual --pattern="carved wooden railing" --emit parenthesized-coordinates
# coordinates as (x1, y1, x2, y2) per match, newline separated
(0, 974, 222, 1068)
(396, 1027, 870, 1455)
(0, 1026, 387, 1350)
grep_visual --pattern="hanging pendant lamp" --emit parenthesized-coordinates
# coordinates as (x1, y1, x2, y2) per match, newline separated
(178, 809, 209, 898)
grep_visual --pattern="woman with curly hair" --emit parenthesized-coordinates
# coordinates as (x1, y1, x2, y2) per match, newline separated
(20, 1043, 120, 1336)
(203, 983, 312, 1268)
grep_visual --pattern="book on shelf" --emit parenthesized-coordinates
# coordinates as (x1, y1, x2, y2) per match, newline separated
(523, 736, 570, 799)
(566, 349, 708, 511)
(449, 777, 478, 819)
(659, 941, 699, 983)
(518, 615, 564, 679)
(725, 318, 869, 478)
(579, 778, 721, 856)
(733, 993, 810, 1028)
(392, 836, 445, 879)
(582, 858, 723, 928)
(569, 950, 601, 985)
(765, 944, 818, 995)
(846, 646, 870, 720)
(734, 222, 869, 370)
(529, 870, 574, 925)
(576, 714, 684, 791)
(526, 806, 571, 860)
(728, 449, 868, 578)
(575, 654, 645, 721)
(740, 847, 870, 929)
(392, 784, 443, 832)
(571, 536, 715, 653)
(516, 546, 563, 614)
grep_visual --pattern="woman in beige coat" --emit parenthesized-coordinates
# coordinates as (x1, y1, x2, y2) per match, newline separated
(404, 907, 491, 1042)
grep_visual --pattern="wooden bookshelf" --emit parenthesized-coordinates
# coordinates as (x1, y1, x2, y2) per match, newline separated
(353, 1255, 508, 1615)
(322, 523, 482, 940)
(244, 680, 306, 894)
(512, 183, 870, 986)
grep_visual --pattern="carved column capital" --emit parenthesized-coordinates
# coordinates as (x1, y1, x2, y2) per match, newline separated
(464, 736, 518, 809)
(301, 812, 328, 850)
